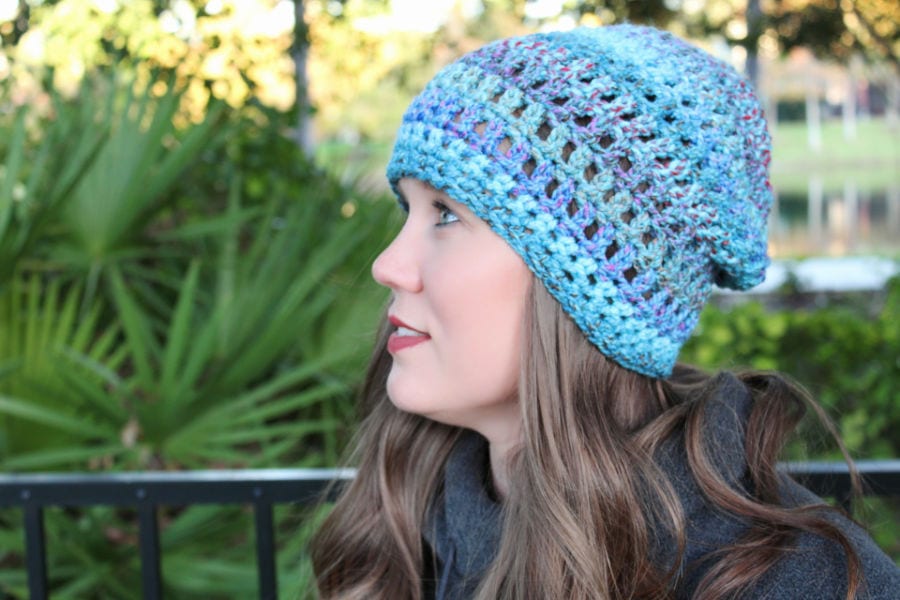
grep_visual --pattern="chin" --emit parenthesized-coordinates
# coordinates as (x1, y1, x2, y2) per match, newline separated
(386, 387, 454, 426)
(386, 378, 428, 415)
(386, 393, 421, 415)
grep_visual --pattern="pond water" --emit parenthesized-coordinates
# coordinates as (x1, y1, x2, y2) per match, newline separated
(769, 180, 900, 258)
(732, 177, 900, 294)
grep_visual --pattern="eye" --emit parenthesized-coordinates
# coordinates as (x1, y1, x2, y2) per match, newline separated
(434, 201, 459, 227)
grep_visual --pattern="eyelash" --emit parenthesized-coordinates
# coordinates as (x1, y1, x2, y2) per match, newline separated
(433, 201, 459, 227)
(396, 198, 459, 227)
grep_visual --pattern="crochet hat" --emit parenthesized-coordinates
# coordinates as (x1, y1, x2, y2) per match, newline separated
(386, 24, 773, 378)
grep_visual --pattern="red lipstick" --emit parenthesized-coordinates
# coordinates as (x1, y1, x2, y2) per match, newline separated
(387, 316, 430, 353)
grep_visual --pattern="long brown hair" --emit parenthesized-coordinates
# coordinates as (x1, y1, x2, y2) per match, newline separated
(310, 281, 862, 599)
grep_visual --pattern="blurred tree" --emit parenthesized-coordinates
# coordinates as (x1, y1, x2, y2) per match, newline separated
(0, 0, 28, 46)
(672, 0, 898, 69)
(3, 0, 895, 152)
(581, 0, 898, 95)
(0, 0, 295, 118)
(561, 0, 675, 25)
(305, 0, 528, 141)
(304, 0, 431, 142)
(769, 0, 897, 68)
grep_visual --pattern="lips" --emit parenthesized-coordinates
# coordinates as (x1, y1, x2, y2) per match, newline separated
(387, 315, 430, 353)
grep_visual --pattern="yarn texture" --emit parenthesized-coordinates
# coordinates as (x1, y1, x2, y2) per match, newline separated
(386, 24, 773, 377)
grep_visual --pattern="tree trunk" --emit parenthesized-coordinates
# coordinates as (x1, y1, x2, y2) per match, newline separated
(745, 0, 762, 89)
(12, 0, 30, 45)
(292, 0, 315, 157)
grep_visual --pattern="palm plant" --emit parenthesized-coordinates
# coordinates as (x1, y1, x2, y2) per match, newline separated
(0, 70, 395, 597)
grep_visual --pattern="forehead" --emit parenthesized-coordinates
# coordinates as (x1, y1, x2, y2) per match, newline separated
(397, 177, 438, 197)
(397, 178, 466, 210)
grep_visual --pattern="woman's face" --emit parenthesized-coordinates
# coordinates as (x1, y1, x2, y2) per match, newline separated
(372, 178, 531, 435)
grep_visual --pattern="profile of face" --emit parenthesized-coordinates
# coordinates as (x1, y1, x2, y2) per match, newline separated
(372, 178, 532, 437)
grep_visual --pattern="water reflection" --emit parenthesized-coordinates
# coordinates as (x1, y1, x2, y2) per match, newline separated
(769, 180, 900, 257)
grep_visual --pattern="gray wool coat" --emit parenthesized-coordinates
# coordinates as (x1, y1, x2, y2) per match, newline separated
(423, 373, 900, 599)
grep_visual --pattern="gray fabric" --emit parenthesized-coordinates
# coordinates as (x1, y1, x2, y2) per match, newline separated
(425, 431, 502, 600)
(424, 372, 900, 599)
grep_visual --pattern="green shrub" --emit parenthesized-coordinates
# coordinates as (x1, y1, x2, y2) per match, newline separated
(682, 279, 900, 460)
(0, 72, 395, 598)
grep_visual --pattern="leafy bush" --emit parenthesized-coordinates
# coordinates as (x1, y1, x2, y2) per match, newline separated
(0, 73, 395, 598)
(682, 279, 900, 460)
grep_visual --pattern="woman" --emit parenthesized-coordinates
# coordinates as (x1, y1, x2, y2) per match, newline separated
(310, 24, 900, 599)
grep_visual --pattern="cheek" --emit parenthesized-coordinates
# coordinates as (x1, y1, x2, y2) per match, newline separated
(430, 251, 530, 401)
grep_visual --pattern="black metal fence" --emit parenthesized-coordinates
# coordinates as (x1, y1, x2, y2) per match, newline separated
(0, 469, 354, 600)
(1, 461, 898, 600)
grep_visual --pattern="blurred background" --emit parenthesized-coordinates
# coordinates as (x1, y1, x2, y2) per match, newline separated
(0, 1, 897, 597)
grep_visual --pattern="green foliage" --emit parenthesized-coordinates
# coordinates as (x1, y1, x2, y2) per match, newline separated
(0, 70, 395, 597)
(561, 0, 675, 25)
(0, 503, 327, 598)
(681, 282, 900, 561)
(682, 279, 900, 459)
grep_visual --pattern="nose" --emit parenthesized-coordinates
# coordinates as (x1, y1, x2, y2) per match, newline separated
(371, 224, 423, 293)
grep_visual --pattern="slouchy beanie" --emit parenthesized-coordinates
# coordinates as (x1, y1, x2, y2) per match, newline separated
(386, 24, 773, 378)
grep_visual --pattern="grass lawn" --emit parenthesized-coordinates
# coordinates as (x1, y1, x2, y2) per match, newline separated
(770, 117, 899, 194)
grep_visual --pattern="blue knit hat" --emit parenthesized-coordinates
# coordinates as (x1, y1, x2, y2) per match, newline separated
(386, 24, 773, 378)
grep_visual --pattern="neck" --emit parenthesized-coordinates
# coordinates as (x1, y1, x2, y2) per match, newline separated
(439, 399, 522, 500)
(487, 430, 519, 500)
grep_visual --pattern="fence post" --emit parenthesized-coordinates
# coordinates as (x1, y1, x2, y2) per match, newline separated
(254, 496, 278, 600)
(138, 500, 162, 600)
(23, 503, 48, 600)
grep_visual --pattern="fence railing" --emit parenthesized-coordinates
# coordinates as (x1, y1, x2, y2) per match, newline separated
(1, 461, 898, 600)
(0, 468, 354, 600)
